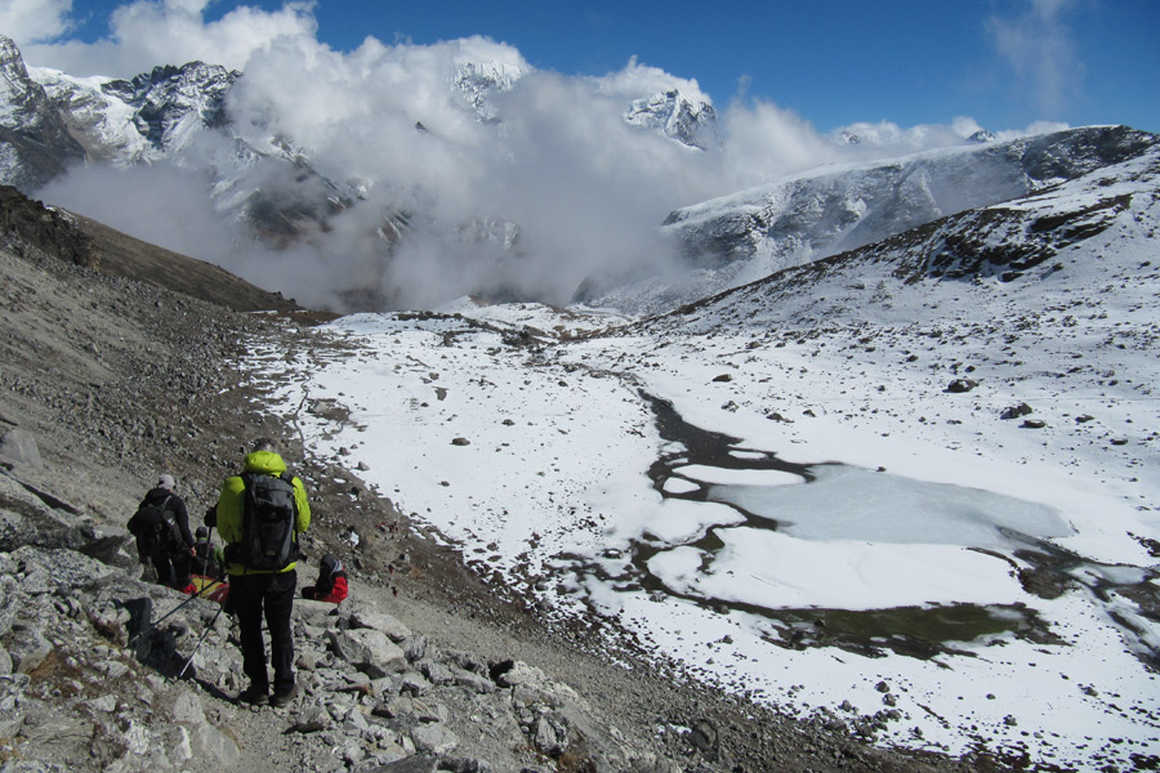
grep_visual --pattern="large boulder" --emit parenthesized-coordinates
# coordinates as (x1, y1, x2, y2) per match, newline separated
(169, 690, 241, 767)
(349, 608, 412, 642)
(295, 598, 342, 627)
(6, 622, 51, 674)
(0, 429, 43, 469)
(0, 473, 86, 552)
(328, 628, 405, 678)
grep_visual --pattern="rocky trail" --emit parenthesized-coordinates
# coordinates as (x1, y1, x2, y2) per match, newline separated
(0, 189, 1016, 771)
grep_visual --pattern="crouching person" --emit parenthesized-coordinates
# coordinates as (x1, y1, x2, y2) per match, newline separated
(302, 555, 348, 603)
(216, 438, 311, 707)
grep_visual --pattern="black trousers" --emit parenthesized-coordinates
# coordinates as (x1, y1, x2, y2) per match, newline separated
(229, 570, 297, 692)
(150, 546, 191, 590)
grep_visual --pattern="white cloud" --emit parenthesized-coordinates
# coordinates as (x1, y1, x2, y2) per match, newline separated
(0, 0, 73, 45)
(21, 0, 318, 77)
(986, 0, 1083, 117)
(595, 55, 710, 106)
(720, 99, 836, 187)
(951, 116, 984, 138)
(20, 1, 1062, 311)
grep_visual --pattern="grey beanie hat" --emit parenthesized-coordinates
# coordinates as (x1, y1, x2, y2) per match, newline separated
(158, 473, 176, 490)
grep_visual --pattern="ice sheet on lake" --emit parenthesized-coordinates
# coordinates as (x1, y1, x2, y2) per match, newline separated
(635, 497, 745, 544)
(672, 464, 803, 486)
(708, 464, 1072, 548)
(649, 527, 1027, 609)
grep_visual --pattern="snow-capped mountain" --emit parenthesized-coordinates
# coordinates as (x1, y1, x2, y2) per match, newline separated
(0, 37, 84, 190)
(35, 60, 240, 162)
(3, 34, 1158, 321)
(624, 88, 718, 150)
(22, 43, 352, 243)
(453, 58, 526, 123)
(586, 125, 1155, 313)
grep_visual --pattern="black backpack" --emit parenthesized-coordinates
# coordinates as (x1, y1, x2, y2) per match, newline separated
(240, 472, 298, 570)
(134, 495, 182, 553)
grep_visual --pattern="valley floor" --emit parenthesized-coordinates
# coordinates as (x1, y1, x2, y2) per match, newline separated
(255, 189, 1160, 771)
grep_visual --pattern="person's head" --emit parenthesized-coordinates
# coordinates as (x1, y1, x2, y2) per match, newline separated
(157, 473, 176, 491)
(320, 555, 343, 578)
(196, 526, 208, 540)
(251, 437, 278, 454)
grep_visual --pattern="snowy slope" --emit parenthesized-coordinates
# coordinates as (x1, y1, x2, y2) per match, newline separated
(586, 126, 1158, 314)
(248, 141, 1160, 769)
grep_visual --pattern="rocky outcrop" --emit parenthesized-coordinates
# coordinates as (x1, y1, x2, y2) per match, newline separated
(0, 36, 85, 191)
(0, 185, 94, 266)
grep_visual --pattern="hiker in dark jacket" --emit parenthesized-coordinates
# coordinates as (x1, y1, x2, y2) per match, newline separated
(127, 474, 195, 592)
(216, 438, 311, 707)
(302, 555, 348, 603)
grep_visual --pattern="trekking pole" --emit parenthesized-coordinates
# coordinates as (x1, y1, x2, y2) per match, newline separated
(127, 580, 219, 646)
(177, 602, 225, 679)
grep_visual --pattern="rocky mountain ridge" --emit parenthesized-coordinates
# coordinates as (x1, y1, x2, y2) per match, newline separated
(4, 36, 718, 236)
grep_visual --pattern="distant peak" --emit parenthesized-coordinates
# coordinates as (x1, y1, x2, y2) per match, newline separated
(624, 88, 718, 150)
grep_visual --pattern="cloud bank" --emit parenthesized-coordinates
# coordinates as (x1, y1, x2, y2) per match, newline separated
(19, 0, 318, 78)
(986, 0, 1084, 117)
(23, 1, 1067, 311)
(0, 0, 74, 46)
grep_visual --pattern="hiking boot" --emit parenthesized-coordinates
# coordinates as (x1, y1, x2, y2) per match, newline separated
(270, 684, 296, 708)
(238, 684, 269, 706)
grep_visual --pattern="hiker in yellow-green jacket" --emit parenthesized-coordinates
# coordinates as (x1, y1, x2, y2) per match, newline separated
(214, 438, 311, 707)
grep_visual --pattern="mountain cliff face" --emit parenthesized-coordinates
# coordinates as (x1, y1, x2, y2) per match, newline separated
(0, 37, 85, 190)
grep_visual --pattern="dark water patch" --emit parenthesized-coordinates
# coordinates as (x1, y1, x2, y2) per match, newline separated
(757, 603, 1062, 660)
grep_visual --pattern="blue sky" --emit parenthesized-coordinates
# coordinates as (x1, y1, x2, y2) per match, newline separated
(8, 0, 1158, 133)
(24, 0, 1159, 134)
